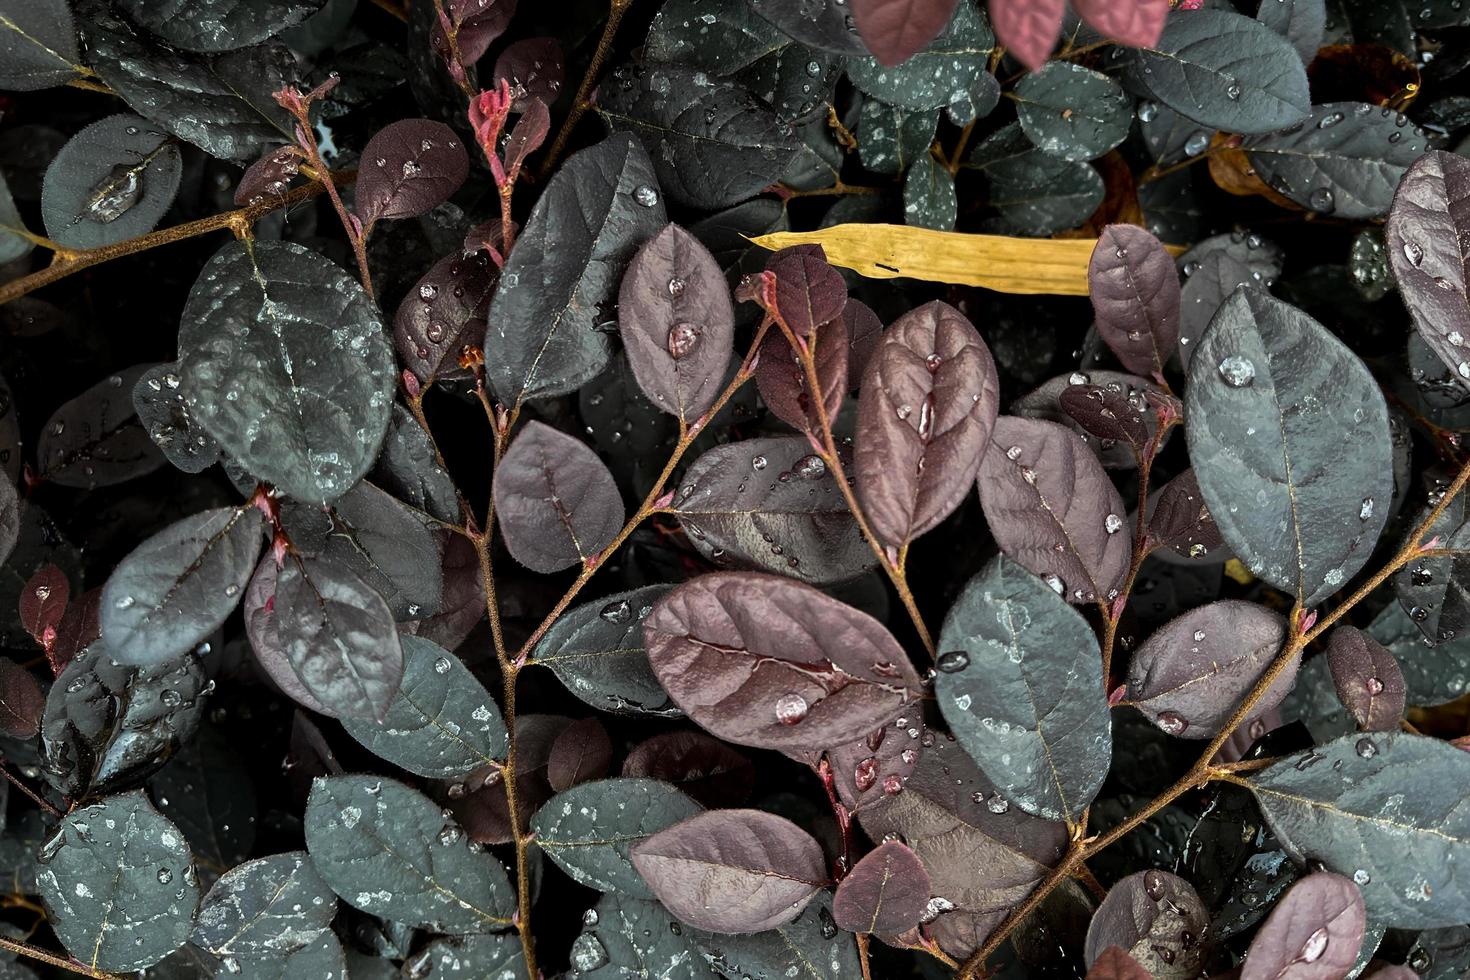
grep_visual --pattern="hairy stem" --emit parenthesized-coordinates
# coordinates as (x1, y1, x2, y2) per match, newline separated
(0, 935, 123, 980)
(280, 99, 374, 297)
(539, 0, 632, 176)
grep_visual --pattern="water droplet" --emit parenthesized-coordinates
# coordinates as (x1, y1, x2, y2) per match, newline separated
(936, 650, 970, 672)
(159, 689, 182, 707)
(1156, 711, 1189, 736)
(986, 794, 1010, 814)
(774, 692, 808, 725)
(667, 321, 699, 360)
(433, 657, 452, 674)
(895, 403, 913, 421)
(1005, 445, 1023, 461)
(882, 773, 904, 795)
(1184, 131, 1210, 156)
(157, 867, 173, 884)
(1217, 354, 1256, 388)
(1365, 675, 1385, 695)
(419, 283, 438, 301)
(1404, 241, 1425, 266)
(1226, 82, 1242, 100)
(1193, 630, 1206, 642)
(1104, 514, 1124, 535)
(1308, 187, 1335, 213)
(1318, 111, 1346, 129)
(1302, 927, 1329, 962)
(582, 908, 600, 927)
(1137, 100, 1158, 122)
(570, 933, 609, 971)
(599, 599, 632, 624)
(633, 185, 659, 207)
(1043, 574, 1065, 596)
(1355, 736, 1378, 758)
(86, 163, 143, 223)
(1143, 869, 1167, 901)
(667, 276, 685, 297)
(1353, 869, 1371, 885)
(853, 757, 878, 791)
(1360, 497, 1375, 521)
(752, 455, 768, 471)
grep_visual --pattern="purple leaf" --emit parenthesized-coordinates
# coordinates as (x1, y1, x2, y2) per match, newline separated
(618, 224, 735, 424)
(395, 250, 496, 386)
(354, 119, 468, 226)
(19, 563, 68, 644)
(493, 422, 624, 573)
(844, 298, 885, 384)
(1084, 870, 1208, 976)
(234, 144, 302, 207)
(502, 98, 550, 176)
(1058, 383, 1152, 454)
(821, 711, 926, 813)
(989, 0, 1064, 71)
(622, 731, 756, 809)
(850, 0, 961, 67)
(1146, 468, 1225, 560)
(244, 556, 335, 717)
(630, 809, 828, 933)
(1073, 0, 1169, 48)
(832, 840, 931, 934)
(448, 714, 570, 845)
(0, 658, 43, 738)
(493, 37, 564, 111)
(1013, 370, 1163, 470)
(749, 245, 847, 338)
(1325, 626, 1406, 732)
(1241, 872, 1366, 980)
(432, 0, 517, 65)
(855, 300, 1000, 549)
(1085, 947, 1152, 980)
(755, 311, 847, 434)
(1385, 151, 1470, 392)
(642, 572, 924, 751)
(547, 717, 613, 792)
(38, 363, 165, 489)
(976, 416, 1131, 604)
(1089, 225, 1181, 379)
(1126, 599, 1295, 738)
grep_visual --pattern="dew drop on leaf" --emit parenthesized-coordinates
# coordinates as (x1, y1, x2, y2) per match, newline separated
(1157, 710, 1189, 736)
(667, 322, 699, 360)
(1217, 354, 1256, 388)
(936, 650, 969, 673)
(774, 692, 808, 725)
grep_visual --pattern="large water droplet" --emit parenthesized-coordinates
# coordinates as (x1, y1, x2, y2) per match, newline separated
(600, 599, 632, 624)
(853, 757, 878, 791)
(774, 692, 809, 725)
(667, 322, 699, 360)
(1360, 497, 1375, 521)
(936, 650, 970, 673)
(1104, 513, 1124, 535)
(1042, 573, 1065, 596)
(433, 656, 452, 674)
(1365, 675, 1385, 695)
(570, 933, 609, 971)
(1217, 354, 1256, 388)
(1184, 131, 1210, 156)
(1404, 240, 1425, 266)
(633, 185, 659, 207)
(86, 163, 143, 223)
(1355, 736, 1378, 758)
(1301, 927, 1329, 962)
(1143, 869, 1167, 901)
(1156, 710, 1189, 736)
(1308, 187, 1335, 213)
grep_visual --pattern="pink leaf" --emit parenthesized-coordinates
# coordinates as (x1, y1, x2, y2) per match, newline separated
(850, 0, 961, 67)
(1073, 0, 1169, 49)
(989, 0, 1064, 71)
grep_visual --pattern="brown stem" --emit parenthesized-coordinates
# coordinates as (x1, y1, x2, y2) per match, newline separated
(0, 935, 124, 980)
(781, 181, 885, 199)
(281, 104, 374, 298)
(0, 764, 61, 819)
(0, 172, 356, 307)
(856, 933, 874, 980)
(1138, 146, 1225, 186)
(539, 0, 633, 177)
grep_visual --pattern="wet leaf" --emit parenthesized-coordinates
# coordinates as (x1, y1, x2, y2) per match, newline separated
(937, 555, 1110, 822)
(1248, 733, 1470, 928)
(754, 311, 848, 433)
(132, 363, 222, 475)
(404, 932, 524, 980)
(36, 363, 163, 489)
(1146, 468, 1224, 559)
(642, 572, 924, 751)
(395, 250, 496, 387)
(977, 416, 1131, 604)
(191, 852, 336, 957)
(1085, 946, 1152, 980)
(0, 0, 80, 90)
(100, 505, 263, 666)
(178, 240, 395, 505)
(1073, 0, 1168, 48)
(41, 115, 182, 251)
(373, 406, 460, 525)
(856, 99, 937, 175)
(19, 563, 67, 645)
(548, 717, 613, 791)
(988, 0, 1064, 71)
(570, 892, 706, 977)
(224, 932, 346, 980)
(1089, 224, 1180, 378)
(1177, 235, 1283, 366)
(1326, 626, 1406, 732)
(832, 839, 930, 934)
(618, 223, 735, 424)
(354, 120, 468, 225)
(1014, 62, 1132, 163)
(755, 245, 848, 338)
(532, 585, 680, 717)
(847, 0, 990, 109)
(1126, 600, 1294, 738)
(643, 0, 785, 75)
(532, 778, 703, 898)
(747, 0, 866, 55)
(234, 144, 302, 206)
(695, 891, 861, 979)
(304, 774, 514, 931)
(0, 171, 31, 264)
(903, 154, 957, 230)
(149, 726, 257, 873)
(622, 731, 755, 809)
(35, 790, 200, 972)
(1240, 871, 1365, 980)
(493, 421, 624, 573)
(631, 809, 827, 933)
(0, 659, 43, 739)
(485, 134, 664, 403)
(1083, 870, 1208, 978)
(674, 436, 873, 586)
(975, 128, 1107, 236)
(1257, 0, 1327, 64)
(493, 37, 563, 111)
(116, 0, 324, 52)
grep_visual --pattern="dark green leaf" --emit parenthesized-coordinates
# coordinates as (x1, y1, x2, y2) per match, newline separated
(695, 891, 859, 979)
(115, 0, 325, 52)
(531, 586, 680, 717)
(0, 0, 79, 90)
(643, 0, 786, 75)
(223, 932, 346, 980)
(191, 851, 336, 957)
(1177, 232, 1283, 365)
(856, 98, 936, 175)
(41, 114, 182, 250)
(403, 932, 525, 979)
(1014, 61, 1132, 163)
(0, 172, 32, 264)
(372, 406, 459, 525)
(570, 892, 707, 977)
(972, 125, 1104, 235)
(133, 363, 222, 475)
(37, 363, 166, 488)
(845, 0, 992, 111)
(903, 154, 957, 230)
(1257, 0, 1326, 64)
(1367, 600, 1470, 707)
(747, 0, 866, 55)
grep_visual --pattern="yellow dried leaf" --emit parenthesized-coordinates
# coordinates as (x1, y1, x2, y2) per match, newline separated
(750, 223, 1186, 296)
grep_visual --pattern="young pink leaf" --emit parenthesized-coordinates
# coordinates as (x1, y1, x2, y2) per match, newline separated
(493, 422, 624, 574)
(747, 245, 846, 337)
(234, 144, 302, 207)
(755, 309, 848, 433)
(493, 37, 564, 112)
(432, 0, 517, 65)
(819, 710, 926, 813)
(1072, 0, 1169, 49)
(1241, 872, 1366, 980)
(354, 119, 469, 226)
(832, 840, 931, 934)
(851, 0, 961, 67)
(1088, 224, 1180, 379)
(855, 300, 999, 549)
(1085, 947, 1152, 980)
(1325, 626, 1406, 733)
(989, 0, 1065, 71)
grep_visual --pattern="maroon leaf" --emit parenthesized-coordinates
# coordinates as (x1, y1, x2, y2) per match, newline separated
(630, 809, 828, 933)
(547, 717, 613, 792)
(354, 119, 469, 226)
(1325, 626, 1406, 733)
(50, 587, 100, 675)
(19, 563, 68, 644)
(244, 556, 335, 717)
(622, 731, 756, 809)
(976, 416, 1131, 604)
(1241, 872, 1366, 980)
(1146, 468, 1225, 560)
(824, 710, 925, 813)
(1126, 600, 1295, 738)
(755, 311, 847, 434)
(0, 658, 43, 738)
(1085, 947, 1152, 980)
(855, 300, 999, 549)
(747, 246, 846, 338)
(1013, 370, 1164, 471)
(1072, 0, 1168, 49)
(851, 0, 961, 67)
(234, 144, 303, 207)
(448, 714, 570, 845)
(493, 37, 564, 111)
(844, 299, 884, 385)
(432, 0, 517, 65)
(1088, 224, 1180, 379)
(618, 224, 735, 425)
(1083, 870, 1208, 976)
(403, 531, 486, 654)
(832, 840, 931, 934)
(395, 251, 496, 385)
(493, 421, 624, 573)
(989, 0, 1065, 71)
(642, 572, 924, 751)
(502, 98, 550, 177)
(1058, 383, 1151, 453)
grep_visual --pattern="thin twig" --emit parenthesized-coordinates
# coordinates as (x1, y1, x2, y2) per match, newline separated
(0, 934, 123, 980)
(0, 764, 61, 819)
(539, 0, 633, 177)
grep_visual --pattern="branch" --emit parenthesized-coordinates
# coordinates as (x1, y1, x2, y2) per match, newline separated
(538, 0, 633, 176)
(0, 934, 124, 980)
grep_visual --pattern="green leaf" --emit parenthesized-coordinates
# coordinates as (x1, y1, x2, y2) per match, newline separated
(40, 113, 182, 250)
(695, 892, 860, 979)
(971, 124, 1103, 236)
(903, 154, 958, 230)
(644, 0, 787, 75)
(0, 172, 34, 264)
(404, 932, 525, 979)
(855, 98, 937, 176)
(531, 585, 681, 717)
(1014, 61, 1132, 163)
(114, 0, 326, 53)
(0, 0, 80, 91)
(845, 0, 992, 111)
(191, 851, 336, 957)
(570, 893, 707, 977)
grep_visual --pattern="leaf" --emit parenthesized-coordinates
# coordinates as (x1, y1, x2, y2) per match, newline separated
(977, 416, 1131, 604)
(446, 713, 569, 846)
(430, 0, 514, 64)
(570, 893, 707, 977)
(1257, 0, 1326, 64)
(1242, 103, 1428, 219)
(41, 645, 209, 798)
(1089, 224, 1180, 378)
(1326, 626, 1406, 732)
(1248, 732, 1470, 928)
(1126, 600, 1293, 738)
(1146, 468, 1224, 559)
(936, 555, 1111, 822)
(493, 421, 624, 573)
(19, 563, 67, 645)
(354, 120, 468, 226)
(35, 790, 200, 972)
(753, 245, 848, 338)
(904, 154, 958, 230)
(395, 250, 496, 387)
(404, 932, 525, 980)
(1129, 10, 1310, 135)
(973, 126, 1107, 236)
(673, 437, 874, 586)
(0, 171, 32, 264)
(1083, 870, 1208, 978)
(532, 778, 703, 898)
(1086, 947, 1152, 980)
(1184, 288, 1393, 605)
(0, 478, 15, 571)
(243, 558, 331, 716)
(642, 572, 924, 750)
(617, 223, 735, 424)
(695, 892, 861, 979)
(1240, 872, 1365, 980)
(622, 731, 755, 809)
(100, 505, 264, 666)
(191, 852, 336, 957)
(531, 586, 680, 717)
(225, 933, 346, 980)
(643, 0, 785, 75)
(132, 363, 222, 475)
(177, 240, 395, 505)
(549, 717, 613, 791)
(272, 553, 404, 722)
(631, 809, 827, 933)
(1385, 151, 1470, 390)
(847, 1, 990, 109)
(485, 134, 664, 404)
(1073, 0, 1168, 48)
(987, 0, 1063, 71)
(597, 66, 799, 210)
(303, 774, 515, 932)
(855, 300, 999, 549)
(149, 726, 257, 872)
(0, 0, 79, 90)
(831, 840, 930, 934)
(493, 37, 563, 111)
(1014, 62, 1132, 163)
(0, 660, 43, 739)
(855, 100, 937, 175)
(1366, 600, 1470, 708)
(339, 636, 506, 778)
(373, 406, 460, 525)
(40, 114, 182, 251)
(1177, 236, 1283, 367)
(754, 312, 848, 433)
(114, 0, 325, 52)
(748, 0, 866, 55)
(37, 363, 165, 488)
